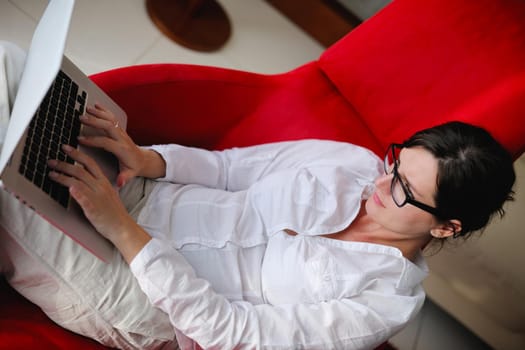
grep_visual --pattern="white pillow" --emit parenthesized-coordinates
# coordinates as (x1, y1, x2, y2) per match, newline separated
(0, 189, 177, 349)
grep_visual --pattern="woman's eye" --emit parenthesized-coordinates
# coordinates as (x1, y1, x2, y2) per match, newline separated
(403, 181, 415, 198)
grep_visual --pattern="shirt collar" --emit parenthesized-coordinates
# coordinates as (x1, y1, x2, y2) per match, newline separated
(397, 253, 429, 290)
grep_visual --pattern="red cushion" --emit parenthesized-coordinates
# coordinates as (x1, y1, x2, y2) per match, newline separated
(319, 0, 525, 158)
(90, 62, 383, 155)
(0, 278, 110, 350)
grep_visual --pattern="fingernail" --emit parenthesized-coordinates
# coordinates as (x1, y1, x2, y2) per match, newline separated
(49, 171, 58, 178)
(79, 115, 88, 121)
(62, 144, 73, 152)
(47, 159, 57, 167)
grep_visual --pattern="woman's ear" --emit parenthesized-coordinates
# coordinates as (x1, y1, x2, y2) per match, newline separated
(430, 219, 462, 238)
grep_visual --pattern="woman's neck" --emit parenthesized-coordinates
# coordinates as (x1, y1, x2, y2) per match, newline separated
(324, 211, 431, 261)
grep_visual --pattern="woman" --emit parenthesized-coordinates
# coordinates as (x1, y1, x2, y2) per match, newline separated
(38, 103, 515, 349)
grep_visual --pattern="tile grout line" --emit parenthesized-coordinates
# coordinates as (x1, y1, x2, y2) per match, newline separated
(132, 35, 164, 65)
(7, 0, 39, 22)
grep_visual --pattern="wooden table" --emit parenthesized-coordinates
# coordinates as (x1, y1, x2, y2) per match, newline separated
(146, 0, 231, 52)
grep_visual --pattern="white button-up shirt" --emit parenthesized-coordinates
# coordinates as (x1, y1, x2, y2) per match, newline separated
(129, 140, 428, 350)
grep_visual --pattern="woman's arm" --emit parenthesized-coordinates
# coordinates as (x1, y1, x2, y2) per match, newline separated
(78, 104, 381, 191)
(149, 139, 381, 191)
(130, 238, 424, 349)
(136, 148, 166, 179)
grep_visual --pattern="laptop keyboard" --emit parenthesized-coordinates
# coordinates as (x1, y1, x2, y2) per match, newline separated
(18, 70, 87, 208)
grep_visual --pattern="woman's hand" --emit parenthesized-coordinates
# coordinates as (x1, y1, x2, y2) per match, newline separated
(48, 144, 151, 263)
(78, 104, 166, 188)
(48, 144, 134, 239)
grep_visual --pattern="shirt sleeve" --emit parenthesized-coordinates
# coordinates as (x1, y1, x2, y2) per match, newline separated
(146, 140, 382, 191)
(130, 238, 425, 350)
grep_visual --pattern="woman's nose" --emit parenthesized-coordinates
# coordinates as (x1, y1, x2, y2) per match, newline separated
(375, 173, 392, 190)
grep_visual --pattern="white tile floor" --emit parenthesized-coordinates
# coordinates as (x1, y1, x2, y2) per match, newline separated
(0, 1, 493, 349)
(1, 0, 325, 75)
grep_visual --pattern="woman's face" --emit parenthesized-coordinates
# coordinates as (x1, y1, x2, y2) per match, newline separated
(365, 146, 440, 237)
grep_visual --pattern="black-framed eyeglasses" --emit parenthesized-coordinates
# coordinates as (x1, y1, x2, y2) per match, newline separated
(384, 143, 440, 216)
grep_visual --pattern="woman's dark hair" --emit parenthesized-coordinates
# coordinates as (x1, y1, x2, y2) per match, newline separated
(403, 121, 516, 239)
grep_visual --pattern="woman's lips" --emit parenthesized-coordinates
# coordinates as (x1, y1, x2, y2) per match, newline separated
(373, 192, 385, 207)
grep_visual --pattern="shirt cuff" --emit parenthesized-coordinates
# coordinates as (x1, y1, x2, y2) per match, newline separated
(129, 237, 166, 276)
(141, 145, 171, 182)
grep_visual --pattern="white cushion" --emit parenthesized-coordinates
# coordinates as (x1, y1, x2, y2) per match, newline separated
(0, 189, 177, 349)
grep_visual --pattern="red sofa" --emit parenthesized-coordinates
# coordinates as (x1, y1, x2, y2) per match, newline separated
(1, 0, 525, 348)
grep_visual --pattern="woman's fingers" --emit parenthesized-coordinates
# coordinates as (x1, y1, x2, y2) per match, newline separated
(48, 169, 91, 194)
(65, 144, 104, 178)
(78, 133, 119, 154)
(81, 110, 121, 140)
(76, 103, 143, 187)
(51, 144, 104, 180)
(47, 158, 92, 188)
(86, 103, 112, 121)
(81, 104, 126, 142)
(80, 112, 118, 131)
(47, 141, 133, 238)
(80, 104, 129, 152)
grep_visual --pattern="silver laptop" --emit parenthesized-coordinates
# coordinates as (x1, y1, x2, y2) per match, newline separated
(0, 0, 127, 262)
